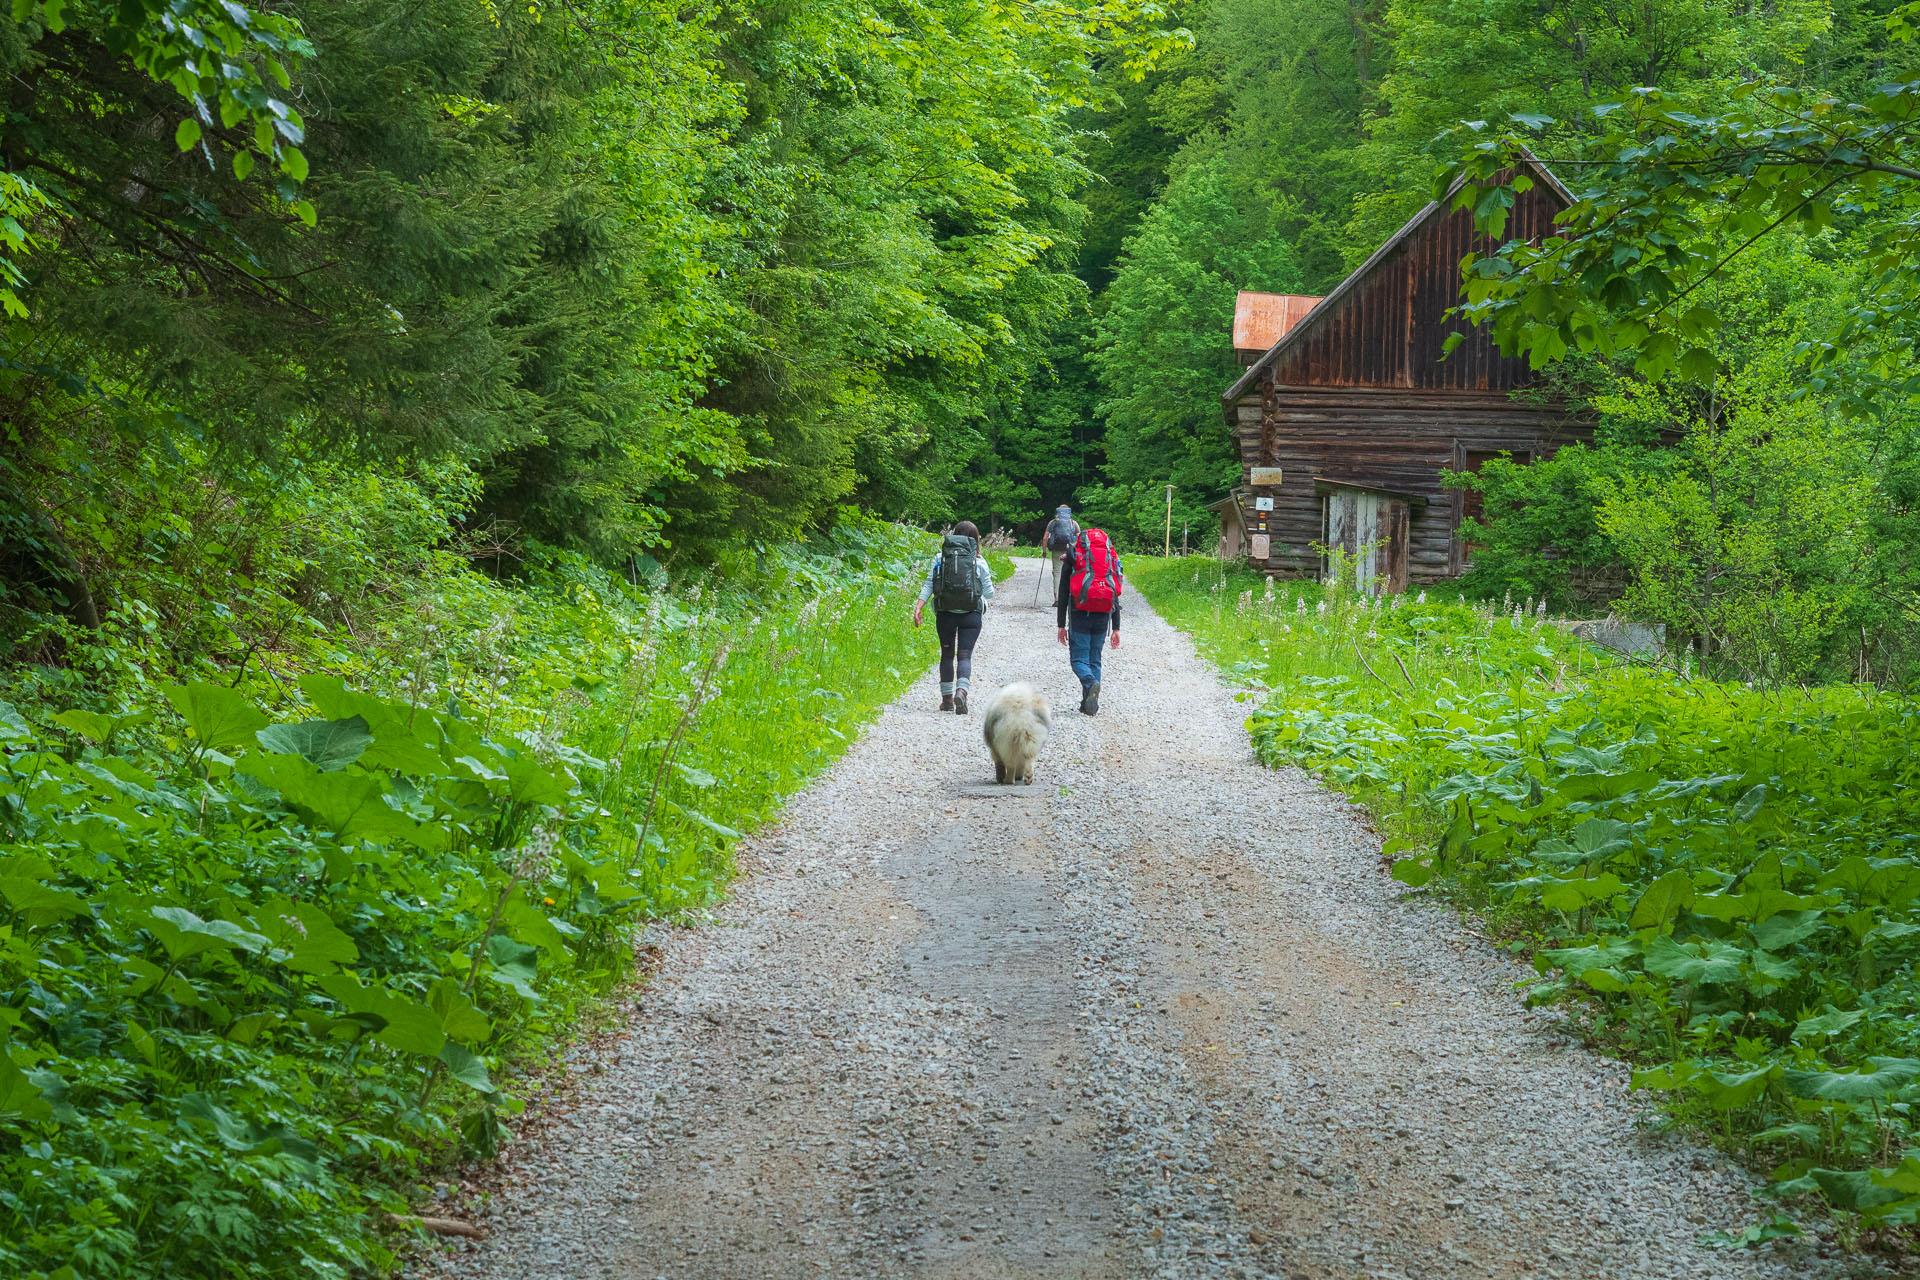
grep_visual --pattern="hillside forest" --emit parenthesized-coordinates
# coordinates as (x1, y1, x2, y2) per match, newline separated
(3, 0, 1918, 681)
(2, 0, 1920, 1274)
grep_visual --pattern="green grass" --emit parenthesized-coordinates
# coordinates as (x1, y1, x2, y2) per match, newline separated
(0, 520, 937, 1280)
(1134, 556, 1920, 1242)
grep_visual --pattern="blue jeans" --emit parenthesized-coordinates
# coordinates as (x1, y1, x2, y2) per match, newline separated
(1069, 621, 1108, 689)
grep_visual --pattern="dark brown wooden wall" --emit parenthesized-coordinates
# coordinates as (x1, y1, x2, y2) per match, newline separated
(1267, 187, 1563, 391)
(1228, 388, 1592, 583)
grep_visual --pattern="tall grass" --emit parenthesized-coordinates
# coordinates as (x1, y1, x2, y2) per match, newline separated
(0, 521, 938, 1280)
(1135, 556, 1920, 1242)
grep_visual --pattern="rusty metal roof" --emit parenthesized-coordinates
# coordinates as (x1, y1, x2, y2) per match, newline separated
(1232, 293, 1322, 352)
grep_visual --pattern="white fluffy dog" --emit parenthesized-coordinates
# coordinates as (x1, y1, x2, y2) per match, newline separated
(982, 683, 1051, 785)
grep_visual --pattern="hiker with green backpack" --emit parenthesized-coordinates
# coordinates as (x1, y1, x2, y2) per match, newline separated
(911, 520, 996, 714)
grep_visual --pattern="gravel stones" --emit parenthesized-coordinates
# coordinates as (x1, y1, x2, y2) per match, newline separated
(413, 558, 1880, 1280)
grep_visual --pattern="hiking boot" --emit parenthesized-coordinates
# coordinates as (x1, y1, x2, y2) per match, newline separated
(954, 689, 969, 715)
(939, 694, 955, 711)
(1080, 681, 1100, 715)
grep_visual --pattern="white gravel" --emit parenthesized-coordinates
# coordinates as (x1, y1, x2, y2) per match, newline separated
(412, 557, 1889, 1280)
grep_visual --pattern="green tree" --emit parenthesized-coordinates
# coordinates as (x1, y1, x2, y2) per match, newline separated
(1352, 0, 1838, 255)
(1091, 144, 1303, 546)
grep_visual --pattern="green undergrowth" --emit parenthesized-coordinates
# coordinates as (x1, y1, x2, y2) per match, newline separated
(1134, 556, 1920, 1247)
(0, 509, 934, 1279)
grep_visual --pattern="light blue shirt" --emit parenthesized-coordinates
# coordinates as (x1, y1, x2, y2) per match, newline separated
(917, 552, 996, 611)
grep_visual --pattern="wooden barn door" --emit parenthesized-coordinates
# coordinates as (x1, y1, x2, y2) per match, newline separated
(1323, 489, 1411, 595)
(1375, 498, 1411, 594)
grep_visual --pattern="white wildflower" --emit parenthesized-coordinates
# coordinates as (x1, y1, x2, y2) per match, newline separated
(515, 826, 560, 880)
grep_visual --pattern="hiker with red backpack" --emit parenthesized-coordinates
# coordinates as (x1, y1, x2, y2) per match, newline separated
(1055, 527, 1122, 715)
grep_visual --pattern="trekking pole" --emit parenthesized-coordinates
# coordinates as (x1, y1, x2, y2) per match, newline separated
(1031, 552, 1045, 606)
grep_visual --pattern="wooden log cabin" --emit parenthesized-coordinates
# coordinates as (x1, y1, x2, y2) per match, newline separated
(1219, 155, 1594, 591)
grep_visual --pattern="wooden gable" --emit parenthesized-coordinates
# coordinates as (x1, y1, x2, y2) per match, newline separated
(1224, 157, 1572, 397)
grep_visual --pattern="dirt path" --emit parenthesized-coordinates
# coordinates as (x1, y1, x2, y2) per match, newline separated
(418, 557, 1871, 1280)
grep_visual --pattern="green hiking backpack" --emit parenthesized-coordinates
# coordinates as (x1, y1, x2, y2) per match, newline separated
(933, 533, 982, 612)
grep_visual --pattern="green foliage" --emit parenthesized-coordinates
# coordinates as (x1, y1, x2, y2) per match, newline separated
(1091, 146, 1304, 546)
(1447, 237, 1920, 688)
(0, 507, 935, 1279)
(1137, 556, 1920, 1235)
(1597, 410, 1877, 683)
(0, 0, 315, 315)
(2, 0, 1193, 570)
(1445, 4, 1920, 395)
(1448, 442, 1648, 612)
(1359, 0, 1845, 255)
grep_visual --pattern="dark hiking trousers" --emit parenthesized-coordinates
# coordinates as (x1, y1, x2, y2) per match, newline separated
(936, 609, 983, 694)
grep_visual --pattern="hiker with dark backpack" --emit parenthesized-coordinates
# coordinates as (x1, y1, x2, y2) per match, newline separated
(1042, 504, 1080, 599)
(911, 520, 996, 714)
(1055, 527, 1122, 715)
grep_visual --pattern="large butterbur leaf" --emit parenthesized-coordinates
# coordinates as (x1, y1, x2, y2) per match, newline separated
(1793, 1007, 1866, 1043)
(1632, 1060, 1775, 1110)
(162, 682, 270, 752)
(1749, 909, 1826, 951)
(429, 977, 492, 1043)
(52, 707, 150, 743)
(0, 1036, 51, 1121)
(1642, 935, 1744, 984)
(251, 898, 359, 975)
(0, 876, 93, 927)
(317, 972, 446, 1056)
(485, 934, 540, 1001)
(1539, 937, 1640, 976)
(148, 906, 271, 961)
(1536, 871, 1627, 912)
(1805, 1167, 1912, 1213)
(438, 1041, 494, 1093)
(1628, 869, 1695, 929)
(256, 716, 373, 772)
(1784, 1058, 1920, 1104)
(241, 754, 445, 850)
(501, 750, 575, 806)
(300, 675, 449, 776)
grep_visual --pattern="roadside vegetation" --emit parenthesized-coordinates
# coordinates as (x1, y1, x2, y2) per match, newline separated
(1135, 557, 1920, 1247)
(0, 467, 934, 1279)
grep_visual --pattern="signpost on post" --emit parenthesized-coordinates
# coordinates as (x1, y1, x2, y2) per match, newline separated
(1163, 484, 1173, 557)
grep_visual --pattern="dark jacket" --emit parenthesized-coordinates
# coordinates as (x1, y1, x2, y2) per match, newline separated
(1056, 552, 1122, 633)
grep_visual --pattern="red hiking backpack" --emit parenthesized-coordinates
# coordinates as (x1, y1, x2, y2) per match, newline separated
(1069, 528, 1123, 613)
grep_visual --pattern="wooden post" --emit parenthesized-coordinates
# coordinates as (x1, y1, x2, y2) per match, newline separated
(1163, 484, 1173, 557)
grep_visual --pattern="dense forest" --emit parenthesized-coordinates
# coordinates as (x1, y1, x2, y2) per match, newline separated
(3, 0, 1920, 1273)
(4, 0, 1917, 669)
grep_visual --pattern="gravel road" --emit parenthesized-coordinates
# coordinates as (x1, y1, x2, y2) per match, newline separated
(416, 556, 1884, 1280)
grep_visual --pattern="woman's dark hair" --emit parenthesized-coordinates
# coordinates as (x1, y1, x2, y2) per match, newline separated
(951, 520, 980, 540)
